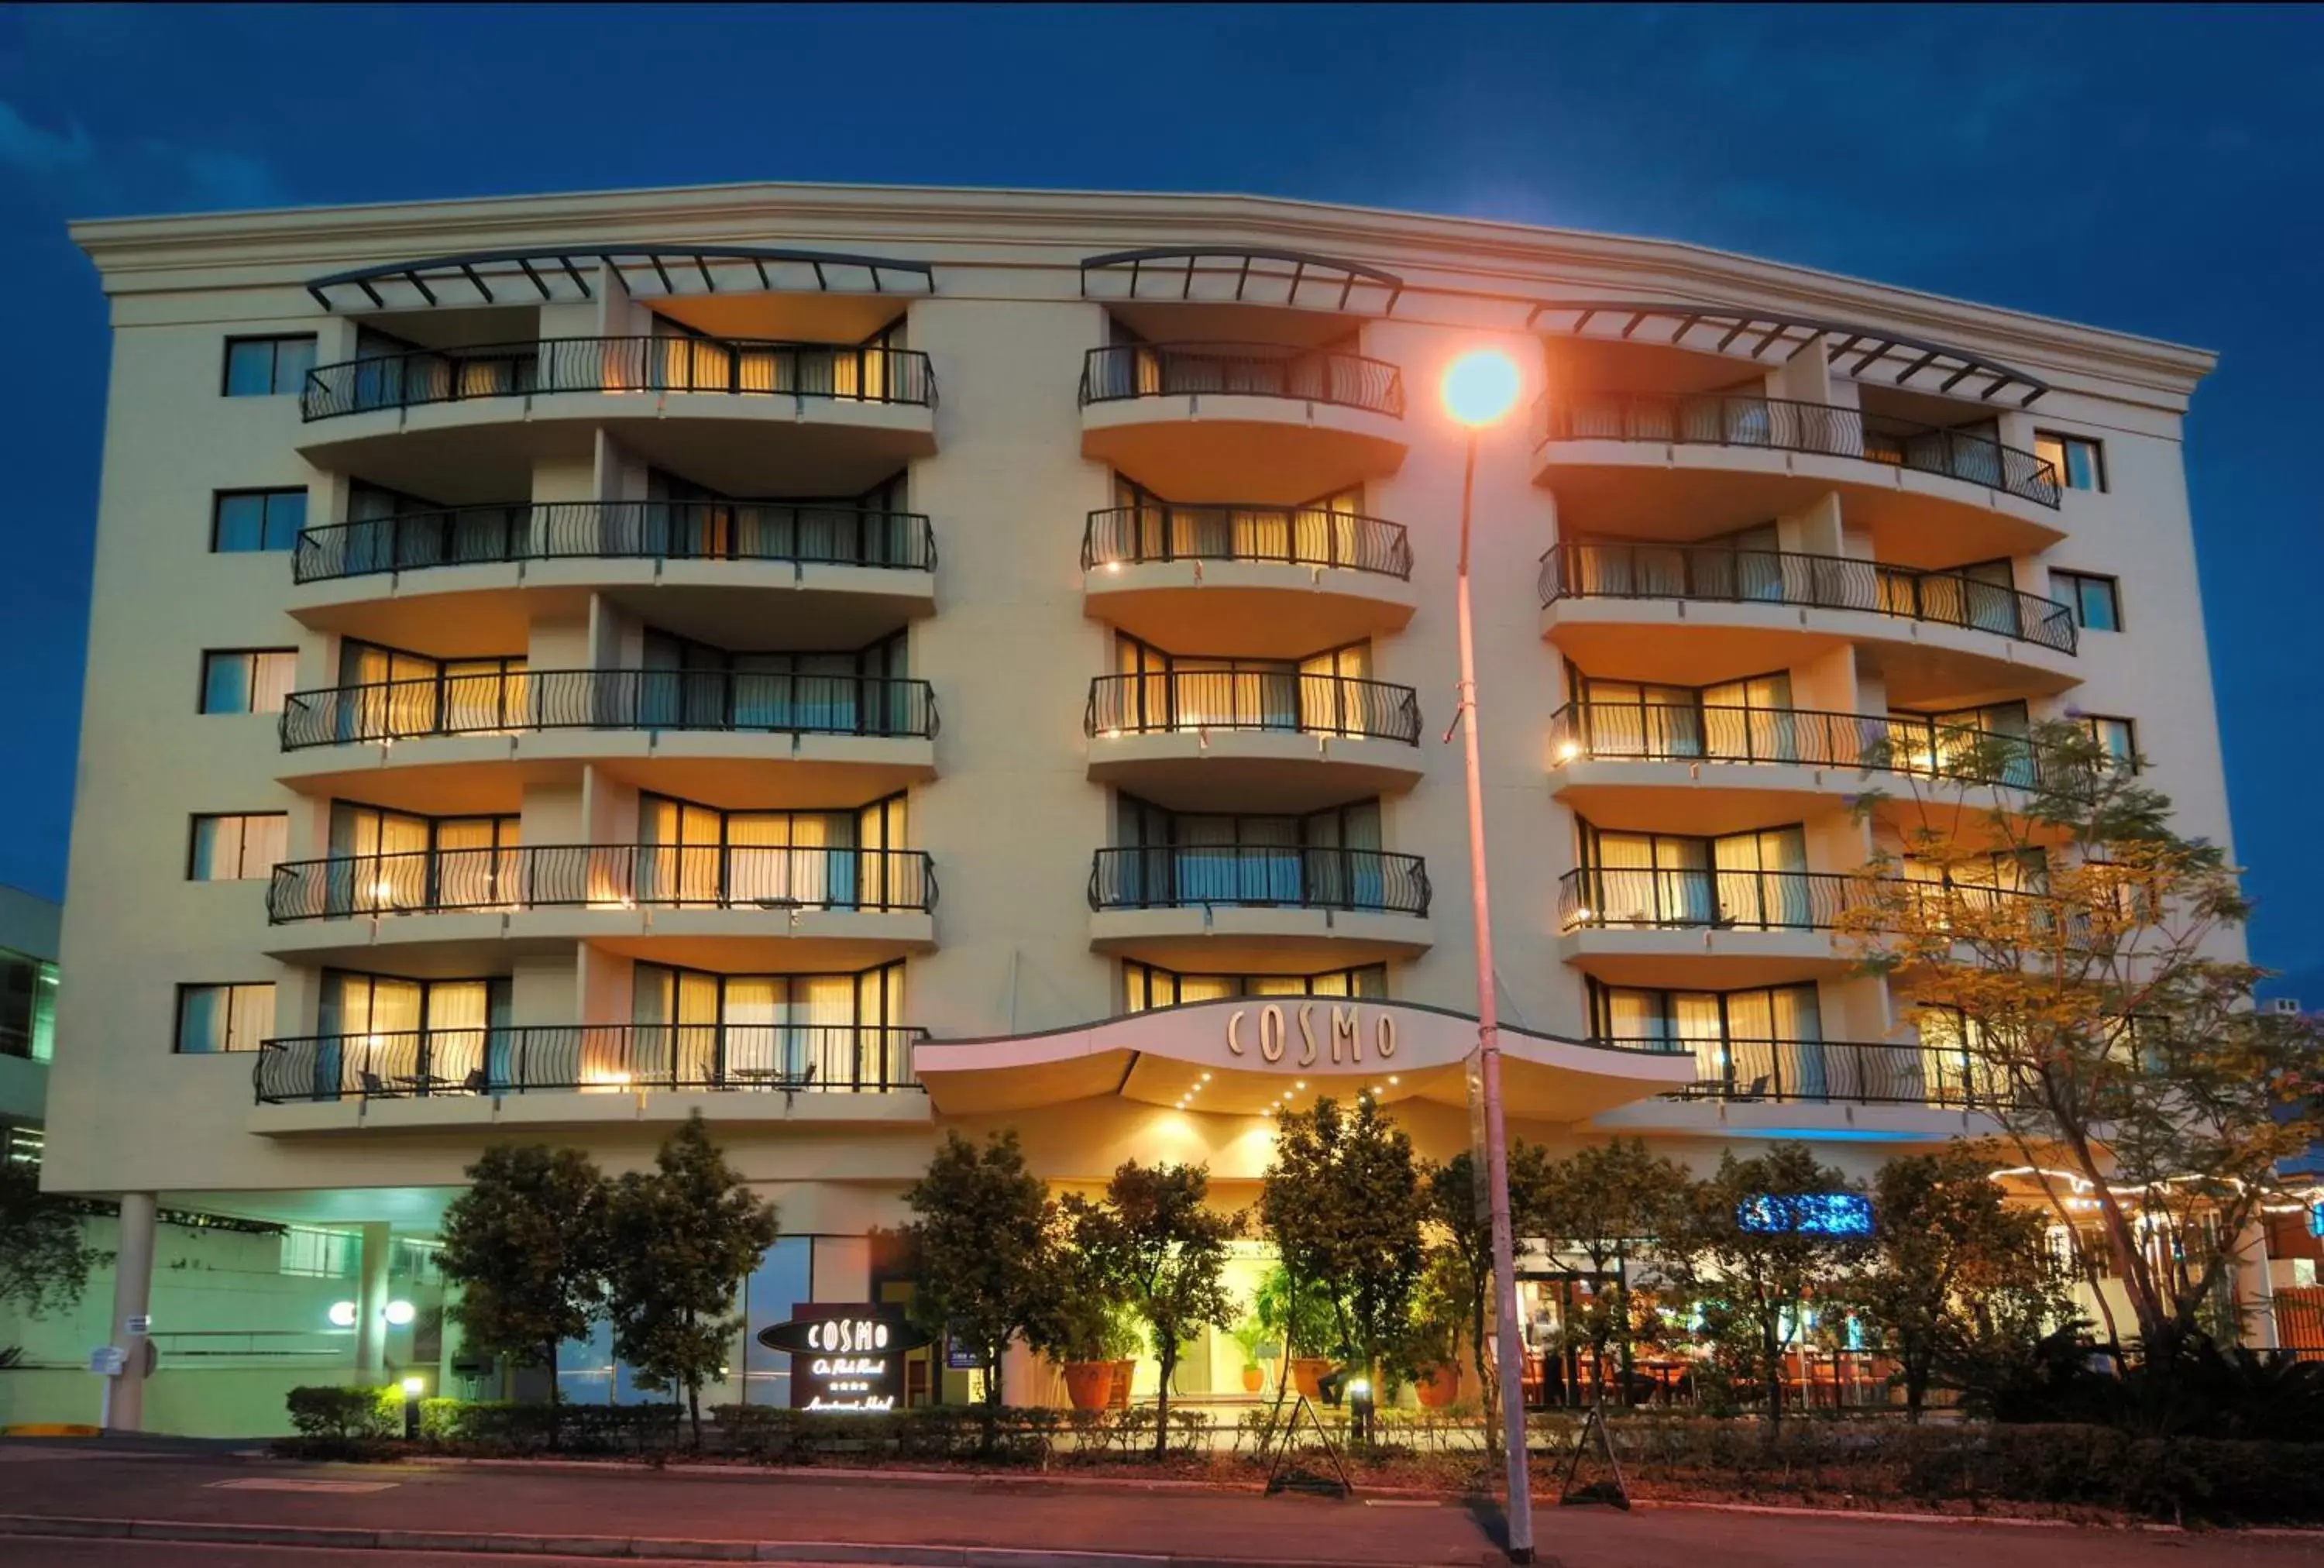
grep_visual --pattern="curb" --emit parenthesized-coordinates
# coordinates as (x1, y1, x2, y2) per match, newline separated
(0, 1515, 1493, 1566)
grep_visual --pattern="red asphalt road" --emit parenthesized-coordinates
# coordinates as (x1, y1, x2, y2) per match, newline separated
(2, 1440, 2322, 1566)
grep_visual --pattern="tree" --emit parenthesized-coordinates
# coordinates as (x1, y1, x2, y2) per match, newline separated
(1422, 1144, 1549, 1447)
(1067, 1161, 1239, 1456)
(899, 1130, 1058, 1424)
(436, 1144, 610, 1449)
(1260, 1095, 1429, 1429)
(1535, 1138, 1691, 1405)
(1848, 1147, 2070, 1421)
(1842, 718, 2324, 1365)
(1667, 1143, 1870, 1436)
(604, 1112, 780, 1447)
(0, 1164, 105, 1319)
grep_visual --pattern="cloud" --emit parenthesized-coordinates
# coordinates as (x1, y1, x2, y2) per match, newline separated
(0, 95, 283, 214)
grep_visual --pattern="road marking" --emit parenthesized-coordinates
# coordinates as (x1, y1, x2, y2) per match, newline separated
(1361, 1498, 1443, 1508)
(208, 1477, 399, 1494)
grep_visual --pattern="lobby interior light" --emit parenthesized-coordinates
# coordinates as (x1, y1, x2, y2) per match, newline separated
(1387, 1075, 1400, 1085)
(1442, 349, 1521, 429)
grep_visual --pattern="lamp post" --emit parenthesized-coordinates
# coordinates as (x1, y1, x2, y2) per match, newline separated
(1441, 348, 1534, 1563)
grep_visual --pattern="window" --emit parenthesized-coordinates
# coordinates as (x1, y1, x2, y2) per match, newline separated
(0, 947, 58, 1062)
(2081, 715, 2140, 773)
(188, 813, 288, 881)
(201, 650, 297, 714)
(2035, 432, 2106, 493)
(212, 489, 308, 553)
(2, 1125, 43, 1171)
(176, 982, 275, 1054)
(222, 334, 317, 397)
(2051, 569, 2121, 632)
(279, 1226, 359, 1277)
(1124, 961, 1387, 1013)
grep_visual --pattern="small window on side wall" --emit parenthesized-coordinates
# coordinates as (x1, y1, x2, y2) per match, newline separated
(188, 813, 288, 881)
(2051, 569, 2121, 632)
(212, 489, 308, 552)
(223, 335, 318, 397)
(2035, 432, 2106, 493)
(176, 982, 275, 1054)
(2081, 715, 2140, 774)
(200, 650, 297, 714)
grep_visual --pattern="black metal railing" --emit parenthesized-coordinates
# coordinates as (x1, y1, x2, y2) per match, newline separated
(1557, 868, 1857, 932)
(280, 671, 937, 751)
(1538, 390, 2059, 509)
(253, 1023, 925, 1104)
(1081, 504, 1411, 578)
(301, 335, 936, 421)
(1548, 702, 2051, 790)
(1590, 1037, 2016, 1109)
(1538, 542, 2077, 655)
(1085, 672, 1420, 745)
(1088, 846, 1429, 916)
(293, 501, 936, 584)
(1078, 342, 1403, 417)
(266, 844, 936, 923)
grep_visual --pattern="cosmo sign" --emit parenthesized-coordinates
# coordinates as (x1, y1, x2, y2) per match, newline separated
(757, 1304, 932, 1411)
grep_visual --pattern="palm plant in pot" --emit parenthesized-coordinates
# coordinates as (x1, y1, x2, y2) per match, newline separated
(1229, 1313, 1282, 1394)
(1255, 1264, 1339, 1398)
(1392, 1246, 1470, 1409)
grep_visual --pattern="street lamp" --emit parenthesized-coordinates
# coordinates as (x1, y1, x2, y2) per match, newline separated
(1441, 346, 1535, 1564)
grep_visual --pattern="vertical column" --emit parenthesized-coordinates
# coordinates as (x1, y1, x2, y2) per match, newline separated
(105, 1192, 159, 1432)
(356, 1222, 391, 1382)
(2236, 1219, 2279, 1350)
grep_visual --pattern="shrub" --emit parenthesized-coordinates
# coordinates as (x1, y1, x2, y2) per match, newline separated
(421, 1399, 682, 1455)
(284, 1385, 400, 1453)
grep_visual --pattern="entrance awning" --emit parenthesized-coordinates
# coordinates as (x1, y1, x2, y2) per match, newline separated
(913, 999, 1696, 1122)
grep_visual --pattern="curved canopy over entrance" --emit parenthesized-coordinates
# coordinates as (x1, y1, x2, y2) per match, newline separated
(914, 998, 1695, 1121)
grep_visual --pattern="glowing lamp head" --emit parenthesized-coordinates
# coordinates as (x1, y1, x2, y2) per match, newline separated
(1556, 739, 1583, 762)
(328, 1300, 359, 1328)
(384, 1299, 416, 1327)
(1442, 349, 1521, 428)
(401, 1374, 425, 1397)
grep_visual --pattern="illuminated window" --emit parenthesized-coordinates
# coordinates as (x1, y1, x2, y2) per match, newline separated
(1122, 961, 1387, 1013)
(201, 650, 297, 714)
(176, 982, 276, 1054)
(2080, 715, 2139, 774)
(188, 813, 288, 881)
(0, 949, 57, 1062)
(2033, 431, 2106, 493)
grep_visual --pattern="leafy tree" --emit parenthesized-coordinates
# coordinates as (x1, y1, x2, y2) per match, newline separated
(1260, 1095, 1429, 1428)
(604, 1112, 780, 1447)
(1844, 718, 2324, 1365)
(1066, 1161, 1239, 1456)
(0, 1164, 105, 1319)
(899, 1130, 1059, 1424)
(1252, 1264, 1338, 1370)
(1422, 1145, 1549, 1446)
(436, 1144, 610, 1449)
(1666, 1143, 1871, 1436)
(1847, 1147, 2071, 1421)
(1535, 1137, 1691, 1405)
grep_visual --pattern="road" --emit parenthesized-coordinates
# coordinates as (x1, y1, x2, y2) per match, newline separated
(1, 1439, 2319, 1566)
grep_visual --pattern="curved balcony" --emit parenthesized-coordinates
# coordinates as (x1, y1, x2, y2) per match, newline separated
(1078, 343, 1406, 501)
(1547, 700, 2057, 833)
(1084, 671, 1422, 811)
(274, 670, 937, 814)
(1533, 390, 2064, 560)
(262, 844, 936, 969)
(1538, 543, 2078, 704)
(1555, 865, 1854, 987)
(290, 500, 937, 653)
(253, 1023, 925, 1108)
(294, 338, 936, 498)
(1087, 844, 1432, 968)
(1588, 1037, 2014, 1138)
(1081, 503, 1415, 652)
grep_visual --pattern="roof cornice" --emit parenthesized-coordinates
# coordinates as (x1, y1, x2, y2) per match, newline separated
(67, 181, 2216, 400)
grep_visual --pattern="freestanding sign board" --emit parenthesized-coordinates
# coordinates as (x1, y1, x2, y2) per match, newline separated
(756, 1304, 930, 1411)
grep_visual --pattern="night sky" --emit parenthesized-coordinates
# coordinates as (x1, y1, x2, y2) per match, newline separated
(2, 5, 2318, 988)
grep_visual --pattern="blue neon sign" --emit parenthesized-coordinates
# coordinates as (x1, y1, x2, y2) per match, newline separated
(1737, 1193, 1873, 1236)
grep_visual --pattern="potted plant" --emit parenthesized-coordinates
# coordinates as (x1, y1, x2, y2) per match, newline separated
(1229, 1315, 1282, 1394)
(1255, 1265, 1339, 1398)
(1100, 1306, 1144, 1411)
(1031, 1210, 1125, 1411)
(1395, 1246, 1469, 1409)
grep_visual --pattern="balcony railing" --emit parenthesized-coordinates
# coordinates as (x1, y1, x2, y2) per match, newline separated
(1081, 504, 1411, 579)
(253, 1023, 925, 1104)
(293, 500, 936, 584)
(266, 844, 936, 923)
(1549, 701, 2052, 791)
(280, 670, 937, 751)
(1089, 846, 1430, 916)
(1538, 542, 2077, 655)
(1078, 342, 1404, 417)
(1538, 390, 2060, 509)
(1592, 1037, 2016, 1109)
(1085, 672, 1421, 745)
(1559, 868, 2061, 937)
(301, 335, 936, 421)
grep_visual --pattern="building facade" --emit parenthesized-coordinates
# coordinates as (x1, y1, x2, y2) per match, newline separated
(55, 184, 2255, 1429)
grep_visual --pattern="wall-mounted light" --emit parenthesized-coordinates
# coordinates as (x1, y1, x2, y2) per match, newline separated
(328, 1301, 359, 1328)
(385, 1300, 416, 1327)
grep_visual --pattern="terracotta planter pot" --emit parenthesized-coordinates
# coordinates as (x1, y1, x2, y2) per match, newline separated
(1241, 1365, 1264, 1394)
(1061, 1360, 1115, 1412)
(1291, 1357, 1330, 1398)
(1416, 1363, 1459, 1409)
(1109, 1359, 1136, 1409)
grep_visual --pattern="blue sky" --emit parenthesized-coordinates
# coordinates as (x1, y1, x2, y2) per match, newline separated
(2, 4, 2319, 982)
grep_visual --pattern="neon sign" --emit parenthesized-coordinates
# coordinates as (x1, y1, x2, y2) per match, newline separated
(1736, 1193, 1873, 1236)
